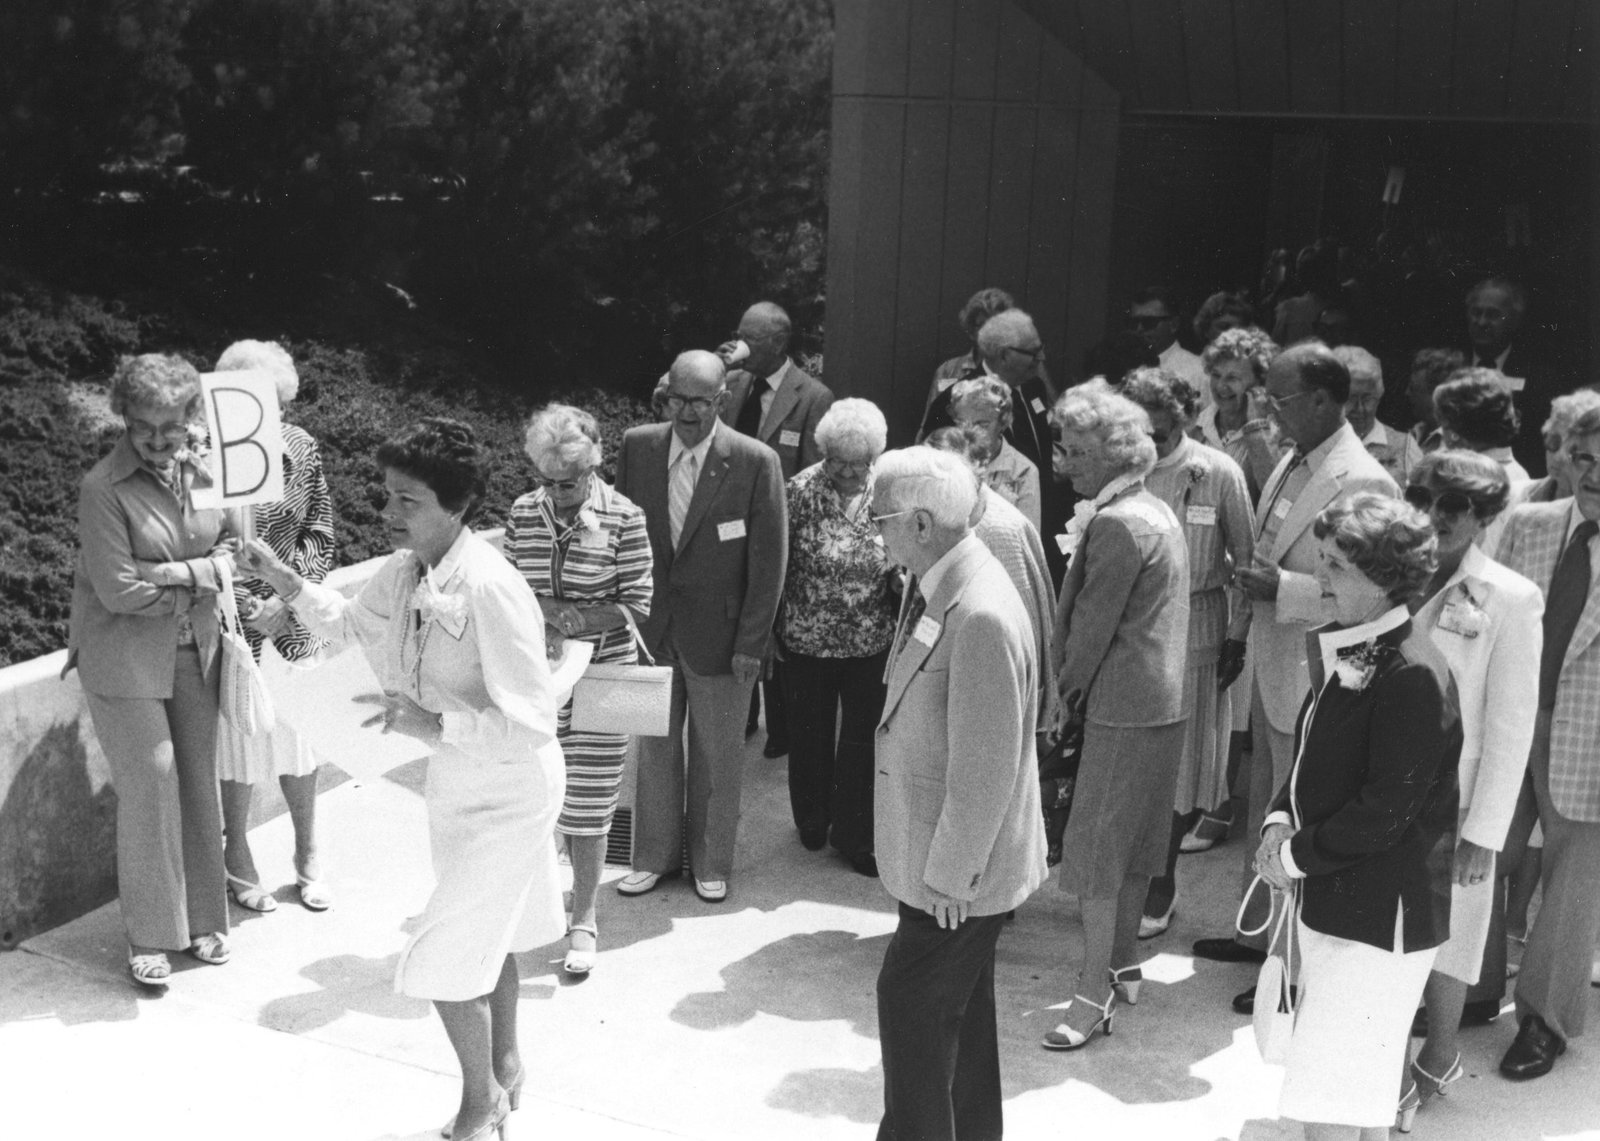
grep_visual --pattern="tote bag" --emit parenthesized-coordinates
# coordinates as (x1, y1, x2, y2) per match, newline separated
(570, 612, 673, 736)
(215, 559, 277, 736)
(1237, 874, 1297, 1064)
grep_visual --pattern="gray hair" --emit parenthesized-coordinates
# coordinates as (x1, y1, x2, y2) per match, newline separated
(975, 308, 1037, 366)
(872, 447, 978, 531)
(1545, 388, 1600, 439)
(215, 339, 299, 403)
(814, 397, 887, 459)
(1332, 345, 1383, 389)
(1051, 380, 1157, 478)
(110, 353, 202, 418)
(524, 403, 603, 472)
(950, 376, 1014, 429)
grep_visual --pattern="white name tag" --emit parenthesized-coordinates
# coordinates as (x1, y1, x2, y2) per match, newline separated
(1272, 498, 1293, 520)
(779, 429, 801, 447)
(1502, 374, 1526, 392)
(577, 530, 608, 549)
(913, 615, 942, 646)
(1031, 396, 1046, 414)
(717, 519, 747, 542)
(1186, 504, 1217, 526)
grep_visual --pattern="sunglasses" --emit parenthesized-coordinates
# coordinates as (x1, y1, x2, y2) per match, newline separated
(1403, 485, 1475, 517)
(532, 470, 591, 492)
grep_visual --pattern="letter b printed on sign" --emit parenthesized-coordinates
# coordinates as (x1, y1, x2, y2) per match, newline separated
(191, 369, 285, 510)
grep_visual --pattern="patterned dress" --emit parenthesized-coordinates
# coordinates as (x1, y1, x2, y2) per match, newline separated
(506, 478, 652, 836)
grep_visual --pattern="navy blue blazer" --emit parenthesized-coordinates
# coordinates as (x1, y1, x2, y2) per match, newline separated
(1271, 619, 1462, 953)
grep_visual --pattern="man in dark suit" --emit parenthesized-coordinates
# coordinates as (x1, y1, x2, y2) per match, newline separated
(871, 446, 1046, 1141)
(614, 350, 788, 903)
(717, 301, 833, 760)
(1464, 277, 1562, 477)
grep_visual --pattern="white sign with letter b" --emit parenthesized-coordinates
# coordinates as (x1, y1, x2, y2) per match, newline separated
(192, 369, 285, 510)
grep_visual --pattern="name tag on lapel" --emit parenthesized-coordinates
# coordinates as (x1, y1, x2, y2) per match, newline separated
(1502, 375, 1526, 392)
(717, 519, 747, 542)
(577, 531, 608, 549)
(779, 429, 801, 447)
(1186, 504, 1217, 526)
(912, 616, 942, 646)
(1272, 498, 1293, 521)
(1030, 396, 1047, 415)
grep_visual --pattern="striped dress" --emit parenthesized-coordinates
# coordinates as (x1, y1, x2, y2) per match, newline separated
(218, 422, 337, 783)
(505, 478, 653, 836)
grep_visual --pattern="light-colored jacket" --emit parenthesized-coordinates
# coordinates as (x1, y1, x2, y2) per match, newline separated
(1414, 544, 1543, 850)
(973, 487, 1056, 728)
(1252, 423, 1397, 733)
(1497, 500, 1600, 822)
(874, 536, 1046, 916)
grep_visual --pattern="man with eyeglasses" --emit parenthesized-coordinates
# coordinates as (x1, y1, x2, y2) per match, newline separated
(1128, 286, 1208, 406)
(613, 350, 788, 905)
(1332, 345, 1423, 486)
(1493, 405, 1600, 1081)
(717, 301, 834, 759)
(1191, 343, 1396, 996)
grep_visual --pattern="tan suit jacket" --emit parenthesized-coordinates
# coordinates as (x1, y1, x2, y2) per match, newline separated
(615, 422, 787, 675)
(1251, 423, 1396, 733)
(874, 536, 1047, 915)
(722, 359, 833, 479)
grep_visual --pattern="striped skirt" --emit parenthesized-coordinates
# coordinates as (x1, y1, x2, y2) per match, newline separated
(554, 631, 634, 837)
(1171, 587, 1232, 815)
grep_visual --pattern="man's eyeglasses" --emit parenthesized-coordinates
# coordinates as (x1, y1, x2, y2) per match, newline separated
(1262, 390, 1313, 413)
(125, 417, 190, 442)
(1568, 448, 1600, 475)
(664, 393, 719, 413)
(1005, 344, 1045, 362)
(1404, 485, 1475, 517)
(870, 508, 912, 528)
(532, 470, 592, 492)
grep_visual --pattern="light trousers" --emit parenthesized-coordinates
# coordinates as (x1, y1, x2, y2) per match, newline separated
(84, 646, 228, 950)
(633, 648, 748, 880)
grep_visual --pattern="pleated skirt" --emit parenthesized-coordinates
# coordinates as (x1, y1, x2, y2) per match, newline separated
(216, 716, 320, 783)
(1171, 587, 1232, 815)
(395, 745, 567, 1001)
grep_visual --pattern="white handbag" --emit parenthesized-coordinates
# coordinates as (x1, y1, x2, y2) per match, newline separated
(215, 559, 277, 736)
(570, 612, 673, 736)
(1238, 873, 1297, 1065)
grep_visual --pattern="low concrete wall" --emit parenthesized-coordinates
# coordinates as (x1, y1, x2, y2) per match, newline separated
(0, 531, 515, 949)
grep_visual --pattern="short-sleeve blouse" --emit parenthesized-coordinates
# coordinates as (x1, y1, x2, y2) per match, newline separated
(779, 464, 897, 659)
(505, 476, 653, 661)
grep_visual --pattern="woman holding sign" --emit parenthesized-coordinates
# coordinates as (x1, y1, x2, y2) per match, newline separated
(240, 418, 564, 1141)
(211, 340, 338, 915)
(66, 353, 240, 987)
(506, 403, 652, 977)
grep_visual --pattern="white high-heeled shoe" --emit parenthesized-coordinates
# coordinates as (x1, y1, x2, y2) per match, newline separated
(1041, 991, 1116, 1051)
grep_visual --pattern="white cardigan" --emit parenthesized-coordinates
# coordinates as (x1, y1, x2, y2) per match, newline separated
(1414, 544, 1544, 850)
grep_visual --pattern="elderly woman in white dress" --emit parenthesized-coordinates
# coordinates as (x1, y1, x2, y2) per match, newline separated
(1401, 451, 1542, 1119)
(241, 418, 563, 1141)
(949, 376, 1042, 532)
(213, 340, 338, 915)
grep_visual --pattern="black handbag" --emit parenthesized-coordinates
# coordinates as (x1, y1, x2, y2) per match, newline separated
(1037, 721, 1084, 867)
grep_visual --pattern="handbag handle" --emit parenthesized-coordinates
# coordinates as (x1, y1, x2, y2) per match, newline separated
(1236, 873, 1297, 1010)
(214, 556, 243, 636)
(617, 606, 655, 666)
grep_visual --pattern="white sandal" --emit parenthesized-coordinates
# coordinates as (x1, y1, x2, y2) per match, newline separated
(226, 873, 278, 913)
(128, 950, 171, 987)
(188, 932, 231, 965)
(297, 874, 334, 912)
(564, 923, 598, 976)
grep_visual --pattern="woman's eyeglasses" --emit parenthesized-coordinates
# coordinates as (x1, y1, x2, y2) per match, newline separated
(824, 456, 873, 477)
(125, 417, 190, 442)
(1403, 485, 1475, 517)
(1569, 448, 1600, 475)
(532, 470, 591, 492)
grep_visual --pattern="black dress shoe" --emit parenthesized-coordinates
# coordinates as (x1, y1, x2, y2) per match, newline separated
(848, 852, 879, 878)
(1500, 1014, 1566, 1079)
(1192, 937, 1267, 964)
(762, 738, 789, 759)
(798, 826, 827, 852)
(1234, 983, 1296, 1014)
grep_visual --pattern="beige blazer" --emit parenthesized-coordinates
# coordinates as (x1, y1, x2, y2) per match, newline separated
(874, 536, 1047, 915)
(1251, 423, 1396, 733)
(1414, 544, 1543, 849)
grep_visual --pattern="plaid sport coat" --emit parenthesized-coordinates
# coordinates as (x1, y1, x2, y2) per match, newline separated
(1496, 500, 1600, 823)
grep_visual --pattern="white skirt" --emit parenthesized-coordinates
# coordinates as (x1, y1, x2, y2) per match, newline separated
(1432, 857, 1495, 984)
(395, 745, 566, 1001)
(216, 716, 320, 783)
(1279, 909, 1437, 1128)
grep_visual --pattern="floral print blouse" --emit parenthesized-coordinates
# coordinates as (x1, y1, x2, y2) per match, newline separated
(778, 464, 897, 659)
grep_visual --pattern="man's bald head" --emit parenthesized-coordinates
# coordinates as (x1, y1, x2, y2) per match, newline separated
(665, 350, 728, 448)
(737, 302, 793, 375)
(670, 349, 727, 389)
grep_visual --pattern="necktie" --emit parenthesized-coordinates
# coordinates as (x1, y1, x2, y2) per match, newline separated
(894, 584, 926, 658)
(1539, 519, 1598, 708)
(1256, 450, 1304, 540)
(669, 449, 698, 547)
(734, 378, 766, 438)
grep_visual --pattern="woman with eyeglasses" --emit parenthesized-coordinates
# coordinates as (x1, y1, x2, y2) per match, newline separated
(1400, 451, 1542, 1123)
(505, 403, 652, 975)
(949, 376, 1042, 533)
(65, 353, 239, 986)
(1523, 389, 1600, 504)
(776, 399, 898, 876)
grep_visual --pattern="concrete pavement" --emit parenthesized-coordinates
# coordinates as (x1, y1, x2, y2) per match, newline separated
(3, 736, 1598, 1141)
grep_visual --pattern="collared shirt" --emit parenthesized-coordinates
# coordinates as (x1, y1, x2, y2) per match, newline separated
(778, 465, 896, 658)
(505, 476, 654, 662)
(667, 416, 719, 484)
(1256, 426, 1345, 552)
(919, 531, 983, 604)
(1564, 500, 1600, 593)
(757, 359, 789, 427)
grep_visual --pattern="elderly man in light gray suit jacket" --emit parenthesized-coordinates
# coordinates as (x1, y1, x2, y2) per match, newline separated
(870, 447, 1046, 1141)
(1192, 343, 1397, 980)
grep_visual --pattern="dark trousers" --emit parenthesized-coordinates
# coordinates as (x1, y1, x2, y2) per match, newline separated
(748, 662, 790, 746)
(877, 904, 1006, 1141)
(783, 648, 888, 858)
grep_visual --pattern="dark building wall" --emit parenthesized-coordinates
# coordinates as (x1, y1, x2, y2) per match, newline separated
(825, 0, 1121, 444)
